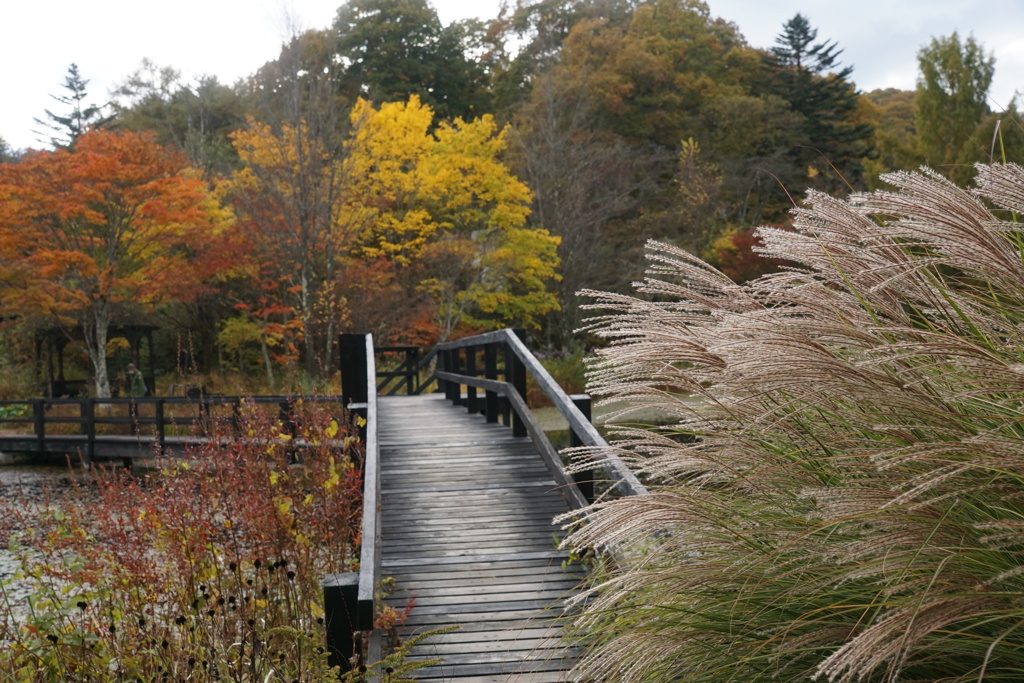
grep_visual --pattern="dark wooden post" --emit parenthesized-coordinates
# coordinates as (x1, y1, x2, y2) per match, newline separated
(340, 334, 369, 405)
(407, 347, 420, 394)
(352, 405, 368, 449)
(231, 398, 241, 435)
(484, 345, 498, 423)
(465, 346, 478, 414)
(82, 399, 95, 466)
(154, 398, 165, 456)
(507, 333, 528, 438)
(323, 573, 360, 672)
(452, 349, 465, 407)
(33, 399, 45, 455)
(571, 394, 595, 504)
(442, 349, 457, 403)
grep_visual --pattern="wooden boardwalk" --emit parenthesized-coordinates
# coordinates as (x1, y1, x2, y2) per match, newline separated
(378, 393, 583, 682)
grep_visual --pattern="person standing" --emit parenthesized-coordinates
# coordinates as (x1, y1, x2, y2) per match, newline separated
(126, 363, 147, 434)
(126, 363, 147, 398)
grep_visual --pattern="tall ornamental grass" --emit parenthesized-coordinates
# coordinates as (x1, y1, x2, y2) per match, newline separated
(565, 163, 1024, 681)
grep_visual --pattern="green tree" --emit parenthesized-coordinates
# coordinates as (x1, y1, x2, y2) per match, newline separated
(862, 88, 921, 186)
(334, 0, 490, 121)
(763, 13, 874, 192)
(112, 60, 248, 178)
(554, 0, 754, 147)
(0, 136, 17, 163)
(489, 0, 634, 114)
(33, 63, 112, 149)
(915, 32, 995, 174)
(511, 69, 671, 346)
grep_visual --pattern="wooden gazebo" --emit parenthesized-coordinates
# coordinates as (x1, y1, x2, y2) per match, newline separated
(35, 324, 157, 397)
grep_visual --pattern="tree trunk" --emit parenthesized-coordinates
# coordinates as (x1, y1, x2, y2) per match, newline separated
(84, 302, 112, 398)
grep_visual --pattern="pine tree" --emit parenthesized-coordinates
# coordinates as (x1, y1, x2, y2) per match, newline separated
(33, 64, 112, 149)
(763, 14, 874, 192)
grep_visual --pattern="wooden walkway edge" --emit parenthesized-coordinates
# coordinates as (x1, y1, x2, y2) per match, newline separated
(378, 394, 582, 682)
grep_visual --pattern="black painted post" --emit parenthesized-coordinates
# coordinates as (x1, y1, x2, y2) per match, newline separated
(323, 573, 360, 672)
(33, 399, 45, 455)
(402, 347, 417, 394)
(452, 349, 465, 407)
(507, 337, 528, 438)
(465, 347, 478, 414)
(339, 334, 369, 406)
(155, 399, 165, 456)
(231, 398, 241, 435)
(484, 345, 498, 423)
(352, 405, 368, 446)
(571, 394, 595, 504)
(82, 399, 95, 466)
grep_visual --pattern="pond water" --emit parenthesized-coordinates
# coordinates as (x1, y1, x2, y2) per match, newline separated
(0, 464, 80, 613)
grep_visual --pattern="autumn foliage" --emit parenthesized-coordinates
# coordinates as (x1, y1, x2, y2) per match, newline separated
(223, 94, 559, 371)
(0, 401, 364, 680)
(0, 130, 230, 395)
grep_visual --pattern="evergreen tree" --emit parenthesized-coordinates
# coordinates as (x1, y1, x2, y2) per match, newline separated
(0, 136, 16, 163)
(33, 64, 112, 149)
(915, 32, 995, 175)
(763, 14, 874, 192)
(333, 0, 490, 121)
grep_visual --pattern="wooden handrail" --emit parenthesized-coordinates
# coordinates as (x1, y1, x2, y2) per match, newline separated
(0, 395, 348, 464)
(435, 370, 589, 510)
(324, 334, 380, 675)
(358, 333, 382, 666)
(429, 329, 649, 501)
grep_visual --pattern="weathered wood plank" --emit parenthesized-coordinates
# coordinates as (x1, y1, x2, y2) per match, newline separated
(377, 394, 580, 679)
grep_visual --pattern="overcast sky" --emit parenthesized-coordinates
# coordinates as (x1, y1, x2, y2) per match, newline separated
(3, 1, 1022, 151)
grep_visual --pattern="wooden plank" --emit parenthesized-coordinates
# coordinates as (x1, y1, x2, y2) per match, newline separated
(415, 672, 567, 683)
(375, 393, 584, 678)
(401, 609, 571, 629)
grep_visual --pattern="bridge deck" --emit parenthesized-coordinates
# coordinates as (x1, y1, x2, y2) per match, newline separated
(378, 394, 582, 682)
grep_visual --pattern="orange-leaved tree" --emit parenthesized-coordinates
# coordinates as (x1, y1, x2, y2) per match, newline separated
(0, 129, 231, 397)
(226, 116, 363, 377)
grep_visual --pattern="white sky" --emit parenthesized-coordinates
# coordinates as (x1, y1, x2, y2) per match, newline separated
(2, 0, 1022, 151)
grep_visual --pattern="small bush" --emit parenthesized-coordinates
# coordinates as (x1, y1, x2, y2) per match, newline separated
(566, 164, 1024, 681)
(527, 350, 589, 407)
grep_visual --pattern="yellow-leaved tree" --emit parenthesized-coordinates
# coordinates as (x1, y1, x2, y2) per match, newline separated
(227, 95, 559, 360)
(344, 96, 560, 341)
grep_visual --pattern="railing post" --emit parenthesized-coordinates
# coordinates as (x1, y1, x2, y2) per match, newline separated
(507, 333, 528, 438)
(484, 345, 498, 423)
(82, 399, 95, 466)
(465, 346, 478, 414)
(443, 349, 460, 405)
(155, 398, 165, 456)
(33, 399, 45, 455)
(340, 334, 369, 405)
(231, 398, 241, 435)
(571, 394, 596, 504)
(323, 573, 360, 672)
(453, 349, 465, 407)
(407, 347, 419, 394)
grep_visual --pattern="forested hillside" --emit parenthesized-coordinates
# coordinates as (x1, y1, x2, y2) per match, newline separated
(0, 0, 1019, 392)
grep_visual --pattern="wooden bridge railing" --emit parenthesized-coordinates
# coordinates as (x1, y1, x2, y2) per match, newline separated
(422, 329, 648, 505)
(0, 394, 348, 463)
(325, 333, 381, 675)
